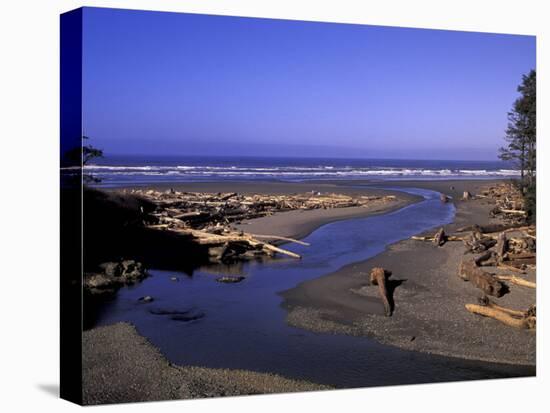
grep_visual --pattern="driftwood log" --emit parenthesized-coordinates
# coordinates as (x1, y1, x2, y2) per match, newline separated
(506, 252, 536, 260)
(474, 250, 497, 266)
(523, 232, 536, 240)
(411, 235, 463, 242)
(370, 267, 392, 317)
(166, 227, 303, 259)
(494, 274, 536, 289)
(495, 232, 508, 262)
(463, 233, 497, 253)
(499, 209, 527, 216)
(433, 227, 446, 246)
(456, 223, 525, 234)
(478, 295, 527, 317)
(458, 259, 506, 297)
(497, 263, 526, 274)
(248, 234, 310, 246)
(465, 303, 535, 329)
(503, 257, 535, 268)
(411, 228, 463, 244)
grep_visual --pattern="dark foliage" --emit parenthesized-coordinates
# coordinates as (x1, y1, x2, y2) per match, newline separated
(499, 70, 536, 223)
(63, 136, 103, 183)
(83, 188, 212, 273)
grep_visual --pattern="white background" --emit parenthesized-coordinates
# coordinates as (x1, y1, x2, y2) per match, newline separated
(0, 0, 547, 411)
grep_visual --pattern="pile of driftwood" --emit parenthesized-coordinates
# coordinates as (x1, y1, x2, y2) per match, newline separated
(126, 189, 394, 228)
(412, 224, 536, 329)
(457, 224, 536, 269)
(477, 183, 527, 224)
(410, 184, 536, 330)
(467, 296, 536, 330)
(124, 189, 396, 264)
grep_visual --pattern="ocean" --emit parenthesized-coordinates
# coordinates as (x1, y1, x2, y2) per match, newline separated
(83, 155, 518, 187)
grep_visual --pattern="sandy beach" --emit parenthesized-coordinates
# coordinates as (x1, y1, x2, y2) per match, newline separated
(82, 178, 535, 404)
(83, 323, 330, 405)
(281, 179, 536, 365)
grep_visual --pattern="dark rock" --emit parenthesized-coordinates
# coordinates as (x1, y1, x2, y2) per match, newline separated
(83, 272, 121, 294)
(120, 260, 146, 282)
(121, 259, 137, 271)
(97, 260, 147, 283)
(85, 260, 148, 295)
(84, 273, 116, 289)
(99, 262, 123, 277)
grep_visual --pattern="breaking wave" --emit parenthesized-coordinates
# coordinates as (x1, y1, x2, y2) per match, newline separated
(81, 163, 520, 185)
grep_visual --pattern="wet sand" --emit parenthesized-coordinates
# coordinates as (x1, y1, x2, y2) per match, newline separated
(281, 179, 536, 365)
(234, 200, 413, 242)
(83, 323, 329, 405)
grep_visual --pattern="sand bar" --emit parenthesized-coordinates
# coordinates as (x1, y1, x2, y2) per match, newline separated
(281, 179, 536, 365)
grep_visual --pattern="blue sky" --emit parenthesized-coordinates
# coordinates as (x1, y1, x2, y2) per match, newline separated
(82, 7, 535, 160)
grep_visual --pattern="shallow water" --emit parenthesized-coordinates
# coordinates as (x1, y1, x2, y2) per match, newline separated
(95, 187, 534, 387)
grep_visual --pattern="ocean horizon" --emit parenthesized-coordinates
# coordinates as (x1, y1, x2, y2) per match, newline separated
(81, 155, 519, 186)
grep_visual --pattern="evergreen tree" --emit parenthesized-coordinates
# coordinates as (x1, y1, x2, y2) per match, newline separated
(64, 136, 103, 183)
(499, 70, 536, 221)
(82, 135, 103, 166)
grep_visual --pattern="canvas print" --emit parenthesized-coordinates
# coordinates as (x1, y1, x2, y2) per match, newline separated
(60, 7, 536, 405)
